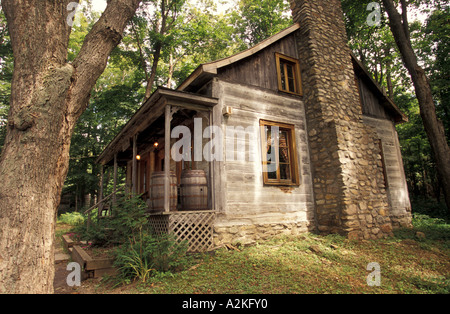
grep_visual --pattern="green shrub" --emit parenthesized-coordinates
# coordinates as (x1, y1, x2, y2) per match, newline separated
(411, 197, 449, 221)
(114, 232, 189, 283)
(108, 194, 150, 243)
(58, 212, 85, 226)
(74, 194, 149, 246)
(114, 239, 154, 283)
(72, 193, 190, 283)
(73, 218, 111, 247)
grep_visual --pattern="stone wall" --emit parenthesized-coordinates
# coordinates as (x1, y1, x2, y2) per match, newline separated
(363, 116, 412, 228)
(290, 0, 395, 239)
(214, 221, 311, 247)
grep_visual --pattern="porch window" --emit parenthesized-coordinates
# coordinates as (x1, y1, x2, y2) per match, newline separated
(260, 120, 300, 186)
(275, 53, 302, 96)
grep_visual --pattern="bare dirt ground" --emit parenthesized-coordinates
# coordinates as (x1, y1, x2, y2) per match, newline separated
(53, 224, 98, 294)
(54, 263, 75, 294)
(54, 262, 107, 294)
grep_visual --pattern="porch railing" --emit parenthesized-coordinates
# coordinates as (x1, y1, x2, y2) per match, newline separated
(83, 186, 125, 230)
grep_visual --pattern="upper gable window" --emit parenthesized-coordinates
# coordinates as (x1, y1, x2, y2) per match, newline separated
(275, 53, 303, 96)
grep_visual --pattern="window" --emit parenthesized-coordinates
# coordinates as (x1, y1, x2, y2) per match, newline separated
(275, 53, 303, 96)
(260, 120, 299, 186)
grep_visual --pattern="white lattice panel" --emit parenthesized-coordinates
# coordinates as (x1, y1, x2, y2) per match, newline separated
(149, 211, 215, 252)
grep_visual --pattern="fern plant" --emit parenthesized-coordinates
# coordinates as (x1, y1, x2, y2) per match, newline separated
(114, 230, 190, 283)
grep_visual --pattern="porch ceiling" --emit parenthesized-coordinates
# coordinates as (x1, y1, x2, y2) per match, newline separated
(96, 87, 218, 166)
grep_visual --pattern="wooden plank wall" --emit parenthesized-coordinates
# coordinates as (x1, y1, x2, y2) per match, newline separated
(358, 77, 391, 121)
(217, 34, 298, 93)
(363, 116, 411, 216)
(212, 79, 315, 228)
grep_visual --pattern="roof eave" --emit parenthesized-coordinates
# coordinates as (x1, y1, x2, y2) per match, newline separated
(96, 88, 218, 165)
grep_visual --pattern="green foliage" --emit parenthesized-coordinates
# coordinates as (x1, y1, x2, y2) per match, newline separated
(421, 7, 450, 140)
(114, 236, 155, 284)
(74, 194, 149, 246)
(74, 216, 109, 247)
(342, 0, 405, 89)
(394, 211, 450, 256)
(412, 213, 450, 239)
(73, 193, 190, 284)
(61, 3, 145, 211)
(395, 91, 439, 198)
(114, 232, 189, 283)
(108, 196, 190, 283)
(108, 194, 151, 242)
(229, 0, 292, 49)
(394, 7, 449, 201)
(0, 7, 12, 154)
(57, 212, 86, 226)
(412, 197, 450, 221)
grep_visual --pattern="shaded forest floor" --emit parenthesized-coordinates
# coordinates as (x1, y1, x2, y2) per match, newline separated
(54, 210, 450, 294)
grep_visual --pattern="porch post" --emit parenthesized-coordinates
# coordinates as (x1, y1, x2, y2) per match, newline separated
(113, 153, 118, 207)
(132, 134, 137, 195)
(208, 110, 214, 210)
(164, 104, 171, 212)
(98, 165, 104, 217)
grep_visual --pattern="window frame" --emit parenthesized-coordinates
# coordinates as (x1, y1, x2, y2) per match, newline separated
(260, 120, 300, 186)
(275, 52, 303, 96)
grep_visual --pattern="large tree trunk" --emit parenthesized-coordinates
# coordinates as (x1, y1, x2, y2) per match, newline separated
(0, 0, 141, 294)
(382, 0, 450, 210)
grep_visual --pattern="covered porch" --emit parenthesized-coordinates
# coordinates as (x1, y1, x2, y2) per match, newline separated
(96, 87, 219, 252)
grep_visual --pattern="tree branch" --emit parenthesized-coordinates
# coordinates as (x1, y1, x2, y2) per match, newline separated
(400, 0, 411, 44)
(69, 0, 142, 119)
(381, 0, 418, 72)
(131, 19, 150, 82)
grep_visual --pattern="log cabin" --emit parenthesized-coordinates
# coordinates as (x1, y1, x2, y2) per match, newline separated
(96, 0, 412, 251)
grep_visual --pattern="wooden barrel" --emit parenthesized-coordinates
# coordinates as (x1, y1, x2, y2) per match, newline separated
(150, 171, 177, 212)
(180, 170, 208, 211)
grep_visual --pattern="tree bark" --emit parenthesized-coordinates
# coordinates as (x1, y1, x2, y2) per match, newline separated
(0, 0, 141, 293)
(145, 41, 162, 99)
(382, 0, 450, 210)
(144, 0, 171, 99)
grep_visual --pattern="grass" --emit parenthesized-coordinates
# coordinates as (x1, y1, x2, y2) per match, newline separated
(142, 232, 447, 294)
(61, 201, 450, 294)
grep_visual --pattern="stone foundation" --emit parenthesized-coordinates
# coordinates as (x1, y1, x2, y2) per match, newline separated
(214, 221, 312, 246)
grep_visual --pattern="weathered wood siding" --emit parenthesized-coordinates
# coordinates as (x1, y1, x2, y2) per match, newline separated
(211, 79, 315, 239)
(363, 116, 411, 222)
(217, 34, 298, 92)
(358, 77, 391, 121)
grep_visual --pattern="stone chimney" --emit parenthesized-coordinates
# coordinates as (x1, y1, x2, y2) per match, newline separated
(290, 0, 393, 239)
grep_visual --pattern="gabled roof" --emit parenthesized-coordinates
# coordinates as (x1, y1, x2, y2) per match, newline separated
(177, 23, 301, 92)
